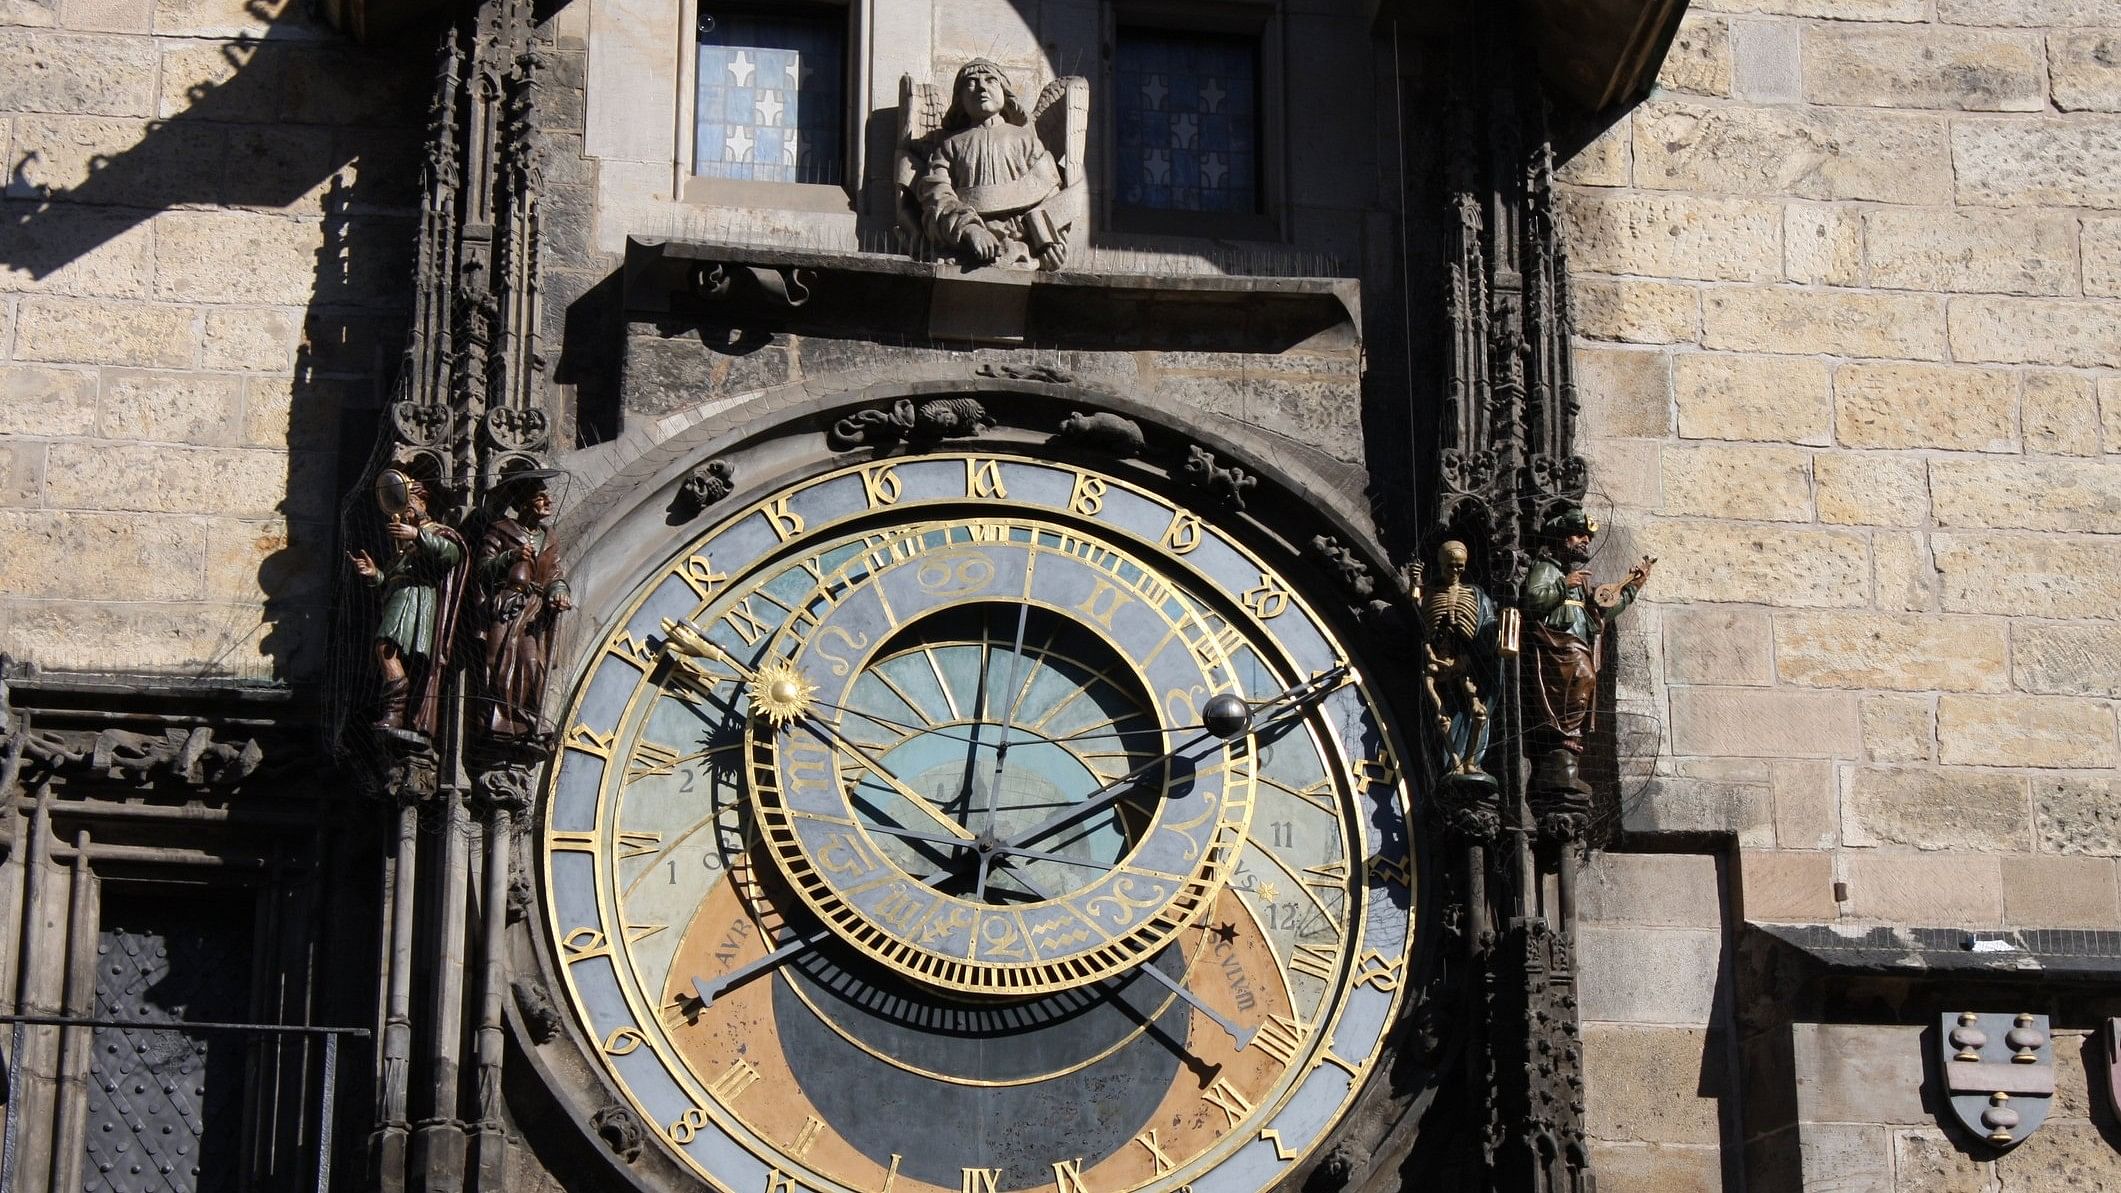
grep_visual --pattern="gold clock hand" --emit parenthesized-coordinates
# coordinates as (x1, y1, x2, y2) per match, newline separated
(690, 924, 833, 1009)
(972, 601, 1035, 900)
(663, 619, 976, 843)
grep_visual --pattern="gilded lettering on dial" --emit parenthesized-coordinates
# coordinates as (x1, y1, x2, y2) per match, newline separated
(1135, 1130, 1175, 1175)
(788, 1116, 825, 1160)
(1252, 1014, 1309, 1067)
(601, 1026, 645, 1056)
(722, 599, 775, 646)
(679, 552, 730, 599)
(765, 497, 806, 541)
(962, 1167, 1002, 1193)
(1075, 579, 1133, 630)
(668, 1106, 709, 1144)
(1052, 1157, 1091, 1193)
(1068, 472, 1108, 515)
(708, 1057, 762, 1104)
(1160, 510, 1204, 555)
(1201, 1076, 1256, 1130)
(966, 459, 1008, 499)
(1289, 942, 1338, 981)
(1240, 574, 1291, 620)
(860, 464, 903, 507)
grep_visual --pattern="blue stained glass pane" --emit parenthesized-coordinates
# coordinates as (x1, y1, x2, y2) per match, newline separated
(695, 12, 844, 185)
(1114, 30, 1259, 214)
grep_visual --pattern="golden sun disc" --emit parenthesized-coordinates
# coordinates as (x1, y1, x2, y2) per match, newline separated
(748, 658, 816, 727)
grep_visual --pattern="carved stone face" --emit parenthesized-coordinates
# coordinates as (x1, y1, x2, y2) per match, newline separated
(957, 63, 1008, 120)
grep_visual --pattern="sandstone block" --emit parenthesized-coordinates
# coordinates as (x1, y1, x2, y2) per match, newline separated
(1575, 347, 1669, 438)
(1731, 19, 1799, 104)
(1577, 927, 1724, 1026)
(2051, 31, 2121, 113)
(0, 31, 156, 116)
(0, 509, 207, 601)
(2022, 371, 2101, 456)
(1663, 605, 1773, 686)
(1561, 192, 1782, 283)
(201, 308, 299, 372)
(1842, 853, 2004, 925)
(1659, 441, 1813, 521)
(1578, 439, 1662, 510)
(1773, 759, 1838, 850)
(0, 365, 98, 435)
(1633, 522, 1870, 608)
(1943, 0, 2121, 27)
(2035, 774, 2121, 856)
(1784, 204, 1861, 286)
(1935, 534, 2121, 618)
(1861, 694, 1934, 764)
(1584, 1025, 1724, 1145)
(2002, 855, 2121, 929)
(1657, 12, 1731, 97)
(98, 370, 241, 445)
(1739, 850, 1835, 921)
(1873, 531, 1941, 614)
(15, 298, 193, 368)
(154, 0, 326, 38)
(2104, 377, 2121, 452)
(1774, 612, 2008, 693)
(0, 201, 154, 299)
(1932, 457, 2121, 534)
(0, 441, 46, 506)
(2086, 218, 2121, 299)
(1863, 208, 2075, 296)
(1558, 122, 1630, 187)
(0, 599, 295, 677)
(1891, 1130, 1993, 1193)
(43, 442, 297, 518)
(1813, 453, 1927, 527)
(1792, 1023, 1932, 1124)
(1938, 694, 2119, 769)
(1579, 853, 1725, 928)
(1632, 100, 1951, 205)
(1797, 1125, 1892, 1193)
(1953, 119, 2121, 208)
(1992, 1121, 2121, 1188)
(61, 0, 149, 30)
(0, 1, 57, 26)
(1587, 1144, 1724, 1193)
(1843, 766, 2030, 851)
(1697, 0, 1924, 15)
(1675, 352, 1832, 444)
(241, 376, 350, 452)
(1624, 773, 1775, 845)
(152, 212, 325, 306)
(1833, 362, 2016, 451)
(1572, 279, 1700, 345)
(207, 516, 328, 605)
(1802, 25, 2043, 111)
(1703, 287, 1944, 360)
(2014, 623, 2121, 699)
(1672, 687, 1860, 759)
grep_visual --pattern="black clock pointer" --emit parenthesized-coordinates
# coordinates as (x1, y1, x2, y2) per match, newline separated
(690, 924, 834, 1010)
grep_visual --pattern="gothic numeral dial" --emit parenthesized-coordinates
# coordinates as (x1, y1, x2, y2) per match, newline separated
(541, 453, 1416, 1193)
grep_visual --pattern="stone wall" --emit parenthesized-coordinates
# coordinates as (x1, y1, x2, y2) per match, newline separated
(0, 0, 419, 680)
(1565, 0, 2121, 943)
(1564, 2, 2121, 1185)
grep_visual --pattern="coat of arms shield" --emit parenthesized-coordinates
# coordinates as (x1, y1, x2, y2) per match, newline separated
(1938, 1011, 2054, 1149)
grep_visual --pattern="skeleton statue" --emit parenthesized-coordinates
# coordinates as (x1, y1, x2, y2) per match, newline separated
(1418, 541, 1505, 780)
(897, 60, 1088, 271)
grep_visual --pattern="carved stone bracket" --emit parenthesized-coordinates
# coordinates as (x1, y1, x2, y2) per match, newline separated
(20, 726, 262, 787)
(591, 1105, 645, 1164)
(1310, 534, 1377, 600)
(1050, 410, 1143, 457)
(513, 976, 562, 1044)
(677, 458, 736, 517)
(827, 397, 995, 451)
(692, 261, 816, 308)
(1181, 445, 1257, 511)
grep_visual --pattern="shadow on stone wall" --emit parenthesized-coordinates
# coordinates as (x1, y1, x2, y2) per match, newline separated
(0, 0, 429, 683)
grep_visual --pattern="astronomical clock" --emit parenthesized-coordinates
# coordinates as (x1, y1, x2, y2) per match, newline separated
(532, 398, 1420, 1193)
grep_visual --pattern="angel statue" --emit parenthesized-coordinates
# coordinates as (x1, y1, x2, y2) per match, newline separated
(898, 59, 1088, 272)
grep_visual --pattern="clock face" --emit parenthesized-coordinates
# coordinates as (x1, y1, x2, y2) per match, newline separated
(541, 452, 1416, 1193)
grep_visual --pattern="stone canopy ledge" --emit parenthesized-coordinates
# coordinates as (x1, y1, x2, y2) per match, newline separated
(1750, 923, 2121, 983)
(622, 238, 1361, 352)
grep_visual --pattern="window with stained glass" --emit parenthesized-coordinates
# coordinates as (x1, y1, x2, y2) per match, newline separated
(1113, 29, 1260, 214)
(694, 9, 845, 186)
